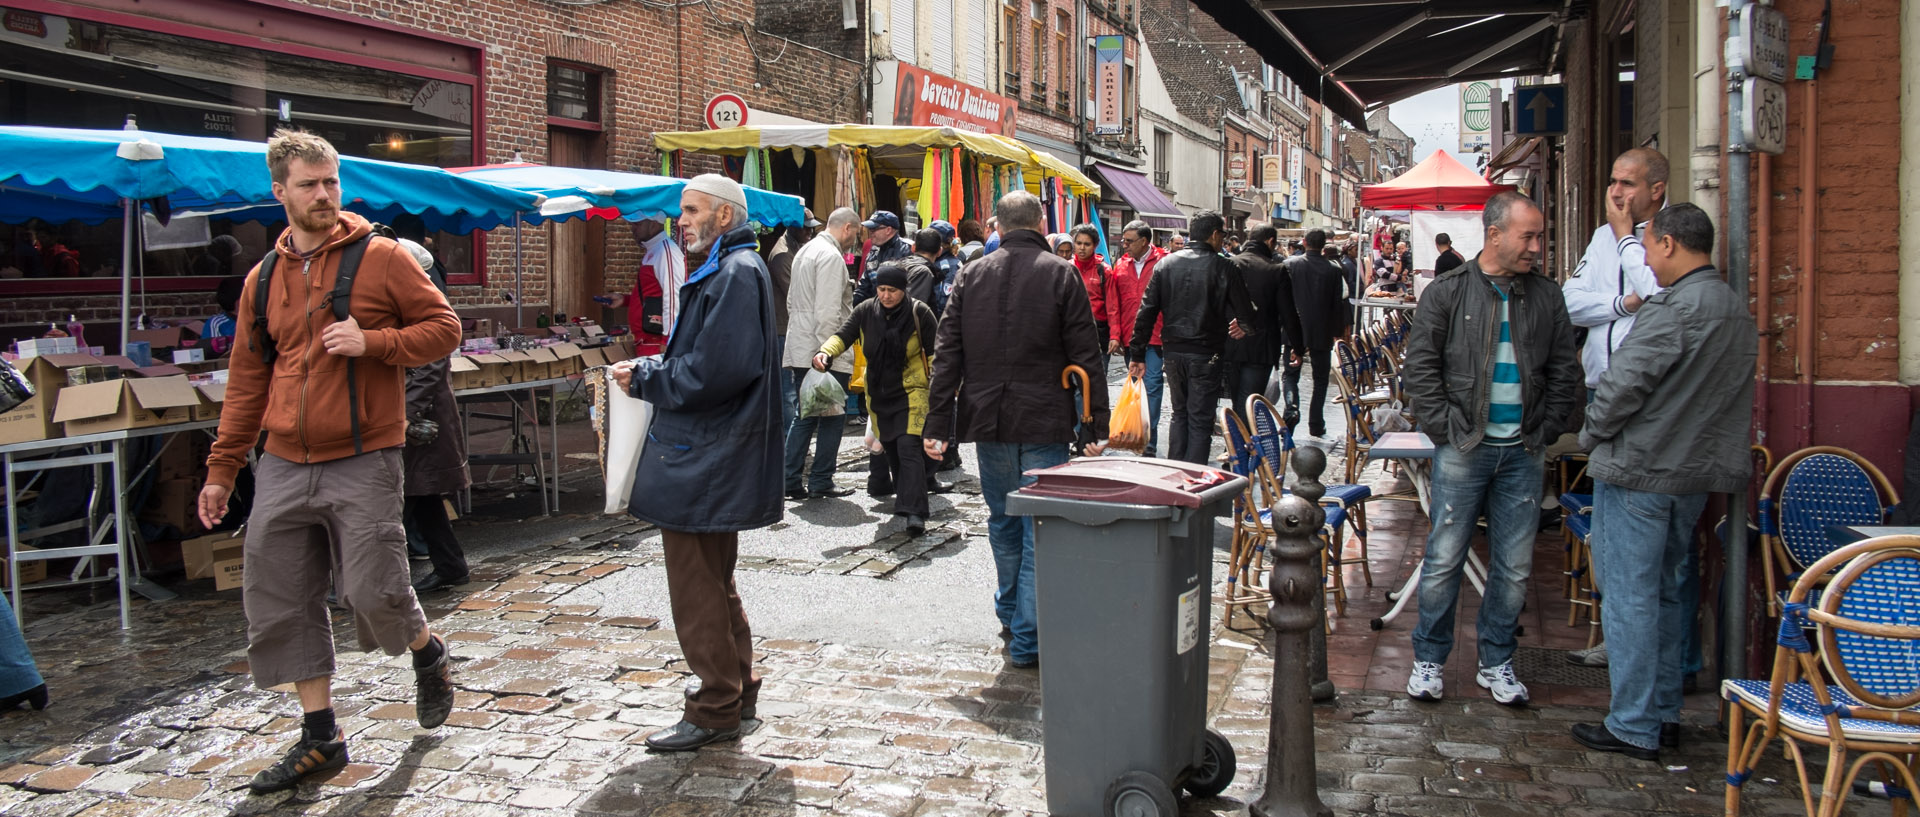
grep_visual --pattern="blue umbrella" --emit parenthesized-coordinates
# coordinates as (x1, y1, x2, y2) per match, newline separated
(447, 163, 808, 227)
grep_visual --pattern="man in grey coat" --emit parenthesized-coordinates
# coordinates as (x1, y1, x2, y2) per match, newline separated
(1570, 203, 1754, 762)
(612, 174, 782, 751)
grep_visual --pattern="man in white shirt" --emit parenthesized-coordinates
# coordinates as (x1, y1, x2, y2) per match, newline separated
(1559, 146, 1670, 671)
(782, 207, 861, 501)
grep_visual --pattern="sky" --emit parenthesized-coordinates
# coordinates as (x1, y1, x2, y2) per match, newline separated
(1378, 84, 1504, 175)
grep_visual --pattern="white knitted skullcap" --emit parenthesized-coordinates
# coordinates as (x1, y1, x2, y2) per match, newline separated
(684, 173, 748, 213)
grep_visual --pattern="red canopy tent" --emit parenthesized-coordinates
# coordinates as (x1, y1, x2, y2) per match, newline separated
(1361, 150, 1515, 210)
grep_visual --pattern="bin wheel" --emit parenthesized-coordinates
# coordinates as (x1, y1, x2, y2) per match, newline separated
(1184, 729, 1237, 798)
(1105, 770, 1178, 817)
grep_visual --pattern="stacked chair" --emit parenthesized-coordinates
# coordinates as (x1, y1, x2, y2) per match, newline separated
(1217, 403, 1364, 624)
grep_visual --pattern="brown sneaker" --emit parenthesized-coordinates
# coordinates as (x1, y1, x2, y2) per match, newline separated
(414, 635, 454, 729)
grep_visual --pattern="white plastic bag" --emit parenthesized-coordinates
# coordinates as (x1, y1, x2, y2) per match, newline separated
(798, 368, 848, 418)
(602, 366, 653, 514)
(1370, 399, 1412, 436)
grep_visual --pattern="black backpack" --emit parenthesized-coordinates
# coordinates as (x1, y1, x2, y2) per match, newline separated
(250, 235, 373, 454)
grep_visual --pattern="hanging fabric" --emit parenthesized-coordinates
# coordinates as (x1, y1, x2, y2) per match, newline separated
(918, 148, 939, 226)
(946, 148, 963, 223)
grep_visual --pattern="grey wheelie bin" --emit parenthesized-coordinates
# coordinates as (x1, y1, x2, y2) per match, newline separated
(1004, 457, 1248, 817)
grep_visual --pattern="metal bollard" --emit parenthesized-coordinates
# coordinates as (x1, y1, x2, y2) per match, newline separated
(1288, 446, 1337, 703)
(1252, 493, 1333, 817)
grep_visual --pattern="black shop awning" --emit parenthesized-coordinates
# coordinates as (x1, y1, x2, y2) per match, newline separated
(1186, 0, 1570, 128)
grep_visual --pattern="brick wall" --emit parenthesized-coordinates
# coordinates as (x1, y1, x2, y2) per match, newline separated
(1758, 0, 1903, 384)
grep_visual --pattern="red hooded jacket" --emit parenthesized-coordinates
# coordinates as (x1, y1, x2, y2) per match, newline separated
(1105, 245, 1166, 346)
(1073, 252, 1108, 326)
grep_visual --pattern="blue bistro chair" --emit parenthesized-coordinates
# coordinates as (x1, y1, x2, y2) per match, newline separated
(1724, 535, 1920, 817)
(1246, 394, 1374, 588)
(1761, 447, 1901, 619)
(1218, 405, 1353, 621)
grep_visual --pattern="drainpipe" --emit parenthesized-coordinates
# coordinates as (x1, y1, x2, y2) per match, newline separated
(1723, 0, 1754, 681)
(1756, 153, 1772, 448)
(1794, 77, 1817, 450)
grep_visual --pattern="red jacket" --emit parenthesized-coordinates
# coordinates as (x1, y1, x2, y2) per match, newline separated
(1073, 253, 1108, 325)
(1105, 245, 1166, 346)
(628, 264, 667, 356)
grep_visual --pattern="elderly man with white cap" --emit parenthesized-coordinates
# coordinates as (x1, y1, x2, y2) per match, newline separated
(612, 174, 783, 750)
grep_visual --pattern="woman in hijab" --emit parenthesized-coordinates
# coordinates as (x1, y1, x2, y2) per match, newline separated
(1050, 234, 1074, 259)
(813, 262, 941, 535)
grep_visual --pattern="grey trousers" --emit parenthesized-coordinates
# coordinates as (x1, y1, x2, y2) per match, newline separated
(243, 449, 427, 689)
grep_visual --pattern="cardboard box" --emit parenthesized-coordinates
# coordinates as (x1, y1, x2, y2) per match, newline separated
(15, 337, 77, 357)
(54, 375, 201, 436)
(128, 328, 185, 352)
(492, 350, 533, 383)
(0, 353, 103, 445)
(1, 548, 47, 588)
(156, 431, 209, 480)
(466, 317, 494, 339)
(523, 347, 559, 381)
(139, 477, 202, 534)
(64, 364, 121, 387)
(211, 553, 245, 591)
(180, 533, 241, 579)
(192, 382, 225, 422)
(576, 347, 608, 369)
(465, 353, 507, 388)
(171, 348, 206, 365)
(550, 342, 584, 376)
(582, 323, 607, 338)
(549, 325, 581, 340)
(448, 355, 481, 390)
(130, 364, 189, 378)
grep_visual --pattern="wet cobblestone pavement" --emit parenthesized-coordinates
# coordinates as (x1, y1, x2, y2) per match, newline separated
(0, 439, 1843, 816)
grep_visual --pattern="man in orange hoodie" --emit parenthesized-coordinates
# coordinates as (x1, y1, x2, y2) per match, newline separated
(196, 130, 463, 795)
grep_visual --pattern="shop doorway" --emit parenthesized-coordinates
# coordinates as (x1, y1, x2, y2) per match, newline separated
(547, 127, 606, 323)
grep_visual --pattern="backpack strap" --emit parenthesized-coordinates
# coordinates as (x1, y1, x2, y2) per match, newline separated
(251, 250, 279, 364)
(330, 237, 373, 455)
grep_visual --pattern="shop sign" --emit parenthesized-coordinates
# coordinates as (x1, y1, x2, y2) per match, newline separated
(1227, 153, 1247, 194)
(3, 10, 46, 38)
(891, 62, 1014, 136)
(705, 94, 749, 129)
(1287, 147, 1304, 211)
(1260, 155, 1282, 193)
(1094, 36, 1124, 136)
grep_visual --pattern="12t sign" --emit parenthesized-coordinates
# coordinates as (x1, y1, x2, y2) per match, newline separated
(705, 94, 749, 130)
(1740, 77, 1787, 155)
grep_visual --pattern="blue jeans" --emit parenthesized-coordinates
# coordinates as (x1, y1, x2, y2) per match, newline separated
(976, 441, 1070, 663)
(1143, 347, 1164, 454)
(1412, 442, 1543, 669)
(0, 591, 43, 697)
(777, 338, 798, 437)
(784, 368, 849, 494)
(1591, 480, 1708, 750)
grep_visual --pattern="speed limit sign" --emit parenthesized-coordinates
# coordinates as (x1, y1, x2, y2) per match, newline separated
(705, 94, 749, 130)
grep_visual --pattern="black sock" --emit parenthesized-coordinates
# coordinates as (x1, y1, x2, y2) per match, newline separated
(411, 634, 444, 668)
(303, 708, 336, 742)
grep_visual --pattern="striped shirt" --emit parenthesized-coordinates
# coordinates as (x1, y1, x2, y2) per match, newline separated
(1485, 277, 1523, 445)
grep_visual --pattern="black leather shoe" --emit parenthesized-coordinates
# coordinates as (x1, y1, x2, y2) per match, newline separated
(904, 515, 926, 536)
(248, 729, 347, 794)
(644, 720, 740, 752)
(810, 486, 856, 499)
(411, 572, 468, 594)
(0, 683, 48, 711)
(785, 488, 810, 501)
(927, 482, 955, 495)
(1008, 656, 1038, 670)
(1571, 722, 1658, 761)
(1661, 723, 1679, 749)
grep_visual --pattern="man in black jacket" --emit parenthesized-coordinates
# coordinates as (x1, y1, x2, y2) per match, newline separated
(1285, 229, 1351, 439)
(925, 191, 1107, 669)
(1128, 210, 1256, 464)
(1225, 225, 1298, 410)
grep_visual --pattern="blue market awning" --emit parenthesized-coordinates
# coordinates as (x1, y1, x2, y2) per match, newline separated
(448, 163, 809, 228)
(0, 125, 547, 234)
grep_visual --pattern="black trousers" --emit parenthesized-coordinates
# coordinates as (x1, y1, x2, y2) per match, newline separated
(1162, 350, 1222, 465)
(1282, 345, 1333, 435)
(404, 494, 467, 580)
(1230, 364, 1273, 416)
(881, 435, 930, 517)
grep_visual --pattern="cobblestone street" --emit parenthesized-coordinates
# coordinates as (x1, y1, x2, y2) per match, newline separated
(0, 431, 1831, 816)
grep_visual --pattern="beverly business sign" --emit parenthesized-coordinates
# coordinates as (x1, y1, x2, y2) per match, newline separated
(880, 62, 1016, 137)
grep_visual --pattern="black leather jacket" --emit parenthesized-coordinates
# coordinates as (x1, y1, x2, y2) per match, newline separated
(1128, 247, 1257, 360)
(1402, 257, 1582, 453)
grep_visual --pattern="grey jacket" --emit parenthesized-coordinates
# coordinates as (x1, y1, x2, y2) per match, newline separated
(1580, 266, 1755, 494)
(1402, 257, 1582, 453)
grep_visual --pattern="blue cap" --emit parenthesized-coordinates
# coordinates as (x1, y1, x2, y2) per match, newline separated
(929, 220, 956, 242)
(862, 210, 902, 231)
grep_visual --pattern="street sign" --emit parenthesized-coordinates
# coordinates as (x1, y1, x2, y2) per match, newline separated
(1740, 77, 1788, 154)
(1738, 5, 1791, 83)
(704, 94, 748, 130)
(1511, 85, 1567, 135)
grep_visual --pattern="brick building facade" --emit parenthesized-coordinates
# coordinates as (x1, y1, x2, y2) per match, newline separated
(1, 0, 863, 342)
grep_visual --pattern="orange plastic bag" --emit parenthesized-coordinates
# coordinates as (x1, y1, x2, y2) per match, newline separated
(1109, 376, 1151, 453)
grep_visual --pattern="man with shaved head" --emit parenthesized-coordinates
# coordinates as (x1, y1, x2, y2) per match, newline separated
(612, 174, 783, 751)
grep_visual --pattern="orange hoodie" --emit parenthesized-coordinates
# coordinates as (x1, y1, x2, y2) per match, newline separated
(206, 212, 461, 489)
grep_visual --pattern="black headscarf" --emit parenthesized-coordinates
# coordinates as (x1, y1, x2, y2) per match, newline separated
(867, 262, 918, 400)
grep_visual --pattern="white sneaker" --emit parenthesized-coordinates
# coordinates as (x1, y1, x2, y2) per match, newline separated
(1406, 661, 1444, 701)
(1476, 661, 1530, 706)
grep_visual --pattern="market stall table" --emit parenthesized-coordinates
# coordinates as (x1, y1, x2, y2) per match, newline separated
(452, 375, 578, 516)
(1364, 431, 1490, 631)
(2, 420, 216, 628)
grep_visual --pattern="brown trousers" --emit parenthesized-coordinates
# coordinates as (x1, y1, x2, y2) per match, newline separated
(662, 529, 759, 728)
(242, 449, 428, 689)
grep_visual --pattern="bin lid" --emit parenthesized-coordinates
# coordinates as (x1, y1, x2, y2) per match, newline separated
(1016, 458, 1239, 508)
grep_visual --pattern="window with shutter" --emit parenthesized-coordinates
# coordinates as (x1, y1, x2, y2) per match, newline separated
(930, 0, 955, 75)
(889, 0, 916, 63)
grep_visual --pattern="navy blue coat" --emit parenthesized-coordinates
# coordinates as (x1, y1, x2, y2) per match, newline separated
(626, 225, 784, 533)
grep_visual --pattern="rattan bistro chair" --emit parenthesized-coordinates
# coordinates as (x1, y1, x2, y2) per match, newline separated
(1247, 394, 1374, 588)
(1760, 447, 1900, 618)
(1724, 535, 1920, 817)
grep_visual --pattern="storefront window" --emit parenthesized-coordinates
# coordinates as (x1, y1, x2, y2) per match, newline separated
(0, 5, 479, 291)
